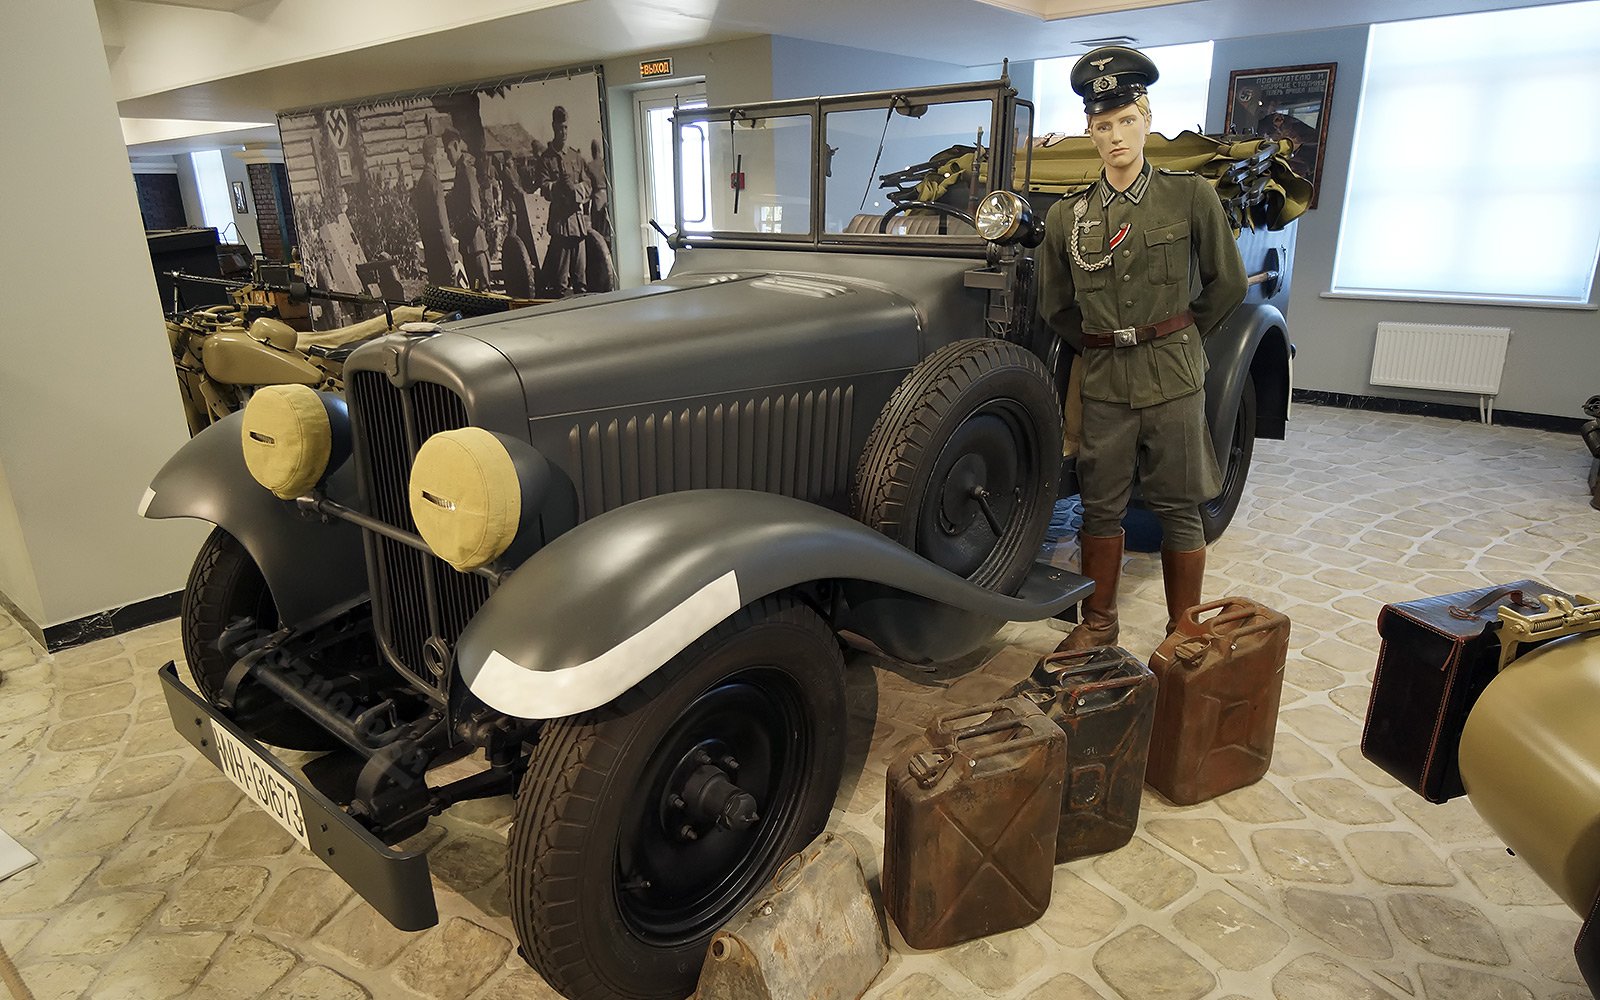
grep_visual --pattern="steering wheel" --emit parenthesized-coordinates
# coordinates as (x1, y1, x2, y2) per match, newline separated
(877, 201, 978, 235)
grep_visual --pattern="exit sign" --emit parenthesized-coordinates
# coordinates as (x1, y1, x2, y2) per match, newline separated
(640, 58, 673, 79)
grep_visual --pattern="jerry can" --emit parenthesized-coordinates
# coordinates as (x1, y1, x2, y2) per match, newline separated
(694, 832, 886, 1000)
(883, 698, 1064, 950)
(1145, 598, 1291, 805)
(1017, 646, 1156, 862)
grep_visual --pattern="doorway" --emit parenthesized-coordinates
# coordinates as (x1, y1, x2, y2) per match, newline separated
(635, 86, 708, 279)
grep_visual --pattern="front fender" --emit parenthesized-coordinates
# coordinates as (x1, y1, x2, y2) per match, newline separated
(456, 490, 1091, 720)
(139, 411, 368, 629)
(1204, 302, 1288, 458)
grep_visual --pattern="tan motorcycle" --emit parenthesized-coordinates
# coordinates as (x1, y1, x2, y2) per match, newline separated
(165, 273, 431, 435)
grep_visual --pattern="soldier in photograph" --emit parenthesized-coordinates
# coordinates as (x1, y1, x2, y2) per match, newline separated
(442, 128, 492, 289)
(410, 133, 457, 285)
(1038, 45, 1247, 652)
(539, 105, 592, 296)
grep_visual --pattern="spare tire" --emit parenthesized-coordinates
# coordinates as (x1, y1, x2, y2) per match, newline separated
(854, 338, 1060, 594)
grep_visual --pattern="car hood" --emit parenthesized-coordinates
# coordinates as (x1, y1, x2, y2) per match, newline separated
(443, 269, 925, 417)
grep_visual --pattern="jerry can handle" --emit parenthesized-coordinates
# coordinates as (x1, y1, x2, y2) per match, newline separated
(930, 701, 1012, 737)
(908, 748, 957, 788)
(1177, 599, 1256, 635)
(772, 845, 811, 892)
(1062, 672, 1147, 712)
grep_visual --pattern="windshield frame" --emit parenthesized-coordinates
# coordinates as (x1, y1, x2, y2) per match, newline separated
(671, 79, 1022, 256)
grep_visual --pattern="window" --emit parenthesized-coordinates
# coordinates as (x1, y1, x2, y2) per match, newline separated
(189, 149, 236, 239)
(1033, 42, 1214, 139)
(1332, 1, 1600, 305)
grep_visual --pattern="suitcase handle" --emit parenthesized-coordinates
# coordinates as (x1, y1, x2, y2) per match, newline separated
(1448, 586, 1540, 621)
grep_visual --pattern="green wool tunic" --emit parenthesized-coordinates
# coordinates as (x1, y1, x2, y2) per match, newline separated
(1038, 161, 1246, 409)
(1038, 160, 1246, 547)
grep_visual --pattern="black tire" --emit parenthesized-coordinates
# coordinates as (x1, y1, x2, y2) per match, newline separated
(507, 594, 846, 1000)
(180, 528, 337, 751)
(854, 338, 1060, 594)
(500, 237, 537, 299)
(420, 284, 513, 317)
(1200, 372, 1257, 543)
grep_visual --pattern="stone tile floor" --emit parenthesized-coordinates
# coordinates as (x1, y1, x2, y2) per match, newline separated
(1, 403, 1597, 1000)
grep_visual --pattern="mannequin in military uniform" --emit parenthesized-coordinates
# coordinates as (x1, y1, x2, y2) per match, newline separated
(1040, 46, 1247, 651)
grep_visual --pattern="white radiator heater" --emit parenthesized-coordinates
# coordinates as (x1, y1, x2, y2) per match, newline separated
(1369, 321, 1512, 424)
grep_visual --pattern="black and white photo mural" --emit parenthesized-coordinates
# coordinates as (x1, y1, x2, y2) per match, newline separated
(278, 66, 614, 326)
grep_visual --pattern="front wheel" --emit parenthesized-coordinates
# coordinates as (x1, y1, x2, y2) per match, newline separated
(507, 594, 846, 1000)
(180, 529, 338, 750)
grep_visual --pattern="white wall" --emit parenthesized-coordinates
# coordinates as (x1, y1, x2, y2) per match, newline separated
(0, 462, 43, 627)
(221, 148, 262, 252)
(0, 0, 205, 631)
(1209, 26, 1599, 419)
(603, 35, 776, 288)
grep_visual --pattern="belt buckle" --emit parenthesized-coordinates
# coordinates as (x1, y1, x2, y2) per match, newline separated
(1113, 327, 1138, 348)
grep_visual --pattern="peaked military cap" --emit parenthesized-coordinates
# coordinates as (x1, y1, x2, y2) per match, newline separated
(1070, 45, 1160, 115)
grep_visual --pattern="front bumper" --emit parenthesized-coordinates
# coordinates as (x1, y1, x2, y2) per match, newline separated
(159, 662, 439, 931)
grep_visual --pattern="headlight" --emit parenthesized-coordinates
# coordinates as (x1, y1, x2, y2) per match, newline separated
(976, 190, 1030, 243)
(410, 429, 549, 572)
(240, 385, 349, 499)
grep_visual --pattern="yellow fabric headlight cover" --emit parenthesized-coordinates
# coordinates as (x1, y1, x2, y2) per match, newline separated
(409, 428, 522, 572)
(240, 385, 333, 500)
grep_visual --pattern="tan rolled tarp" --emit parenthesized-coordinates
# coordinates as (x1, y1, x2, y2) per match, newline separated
(1021, 131, 1313, 231)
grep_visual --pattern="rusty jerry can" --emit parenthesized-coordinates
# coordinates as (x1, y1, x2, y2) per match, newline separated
(1145, 598, 1292, 805)
(883, 697, 1064, 950)
(1016, 646, 1156, 862)
(693, 831, 887, 1000)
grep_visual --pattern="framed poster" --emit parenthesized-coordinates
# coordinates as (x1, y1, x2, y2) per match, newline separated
(231, 180, 250, 214)
(1225, 63, 1336, 208)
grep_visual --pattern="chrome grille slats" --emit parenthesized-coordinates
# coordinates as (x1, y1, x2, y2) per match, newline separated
(347, 371, 487, 695)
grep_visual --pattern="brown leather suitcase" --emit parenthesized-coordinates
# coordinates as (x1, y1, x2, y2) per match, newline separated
(1016, 646, 1156, 862)
(883, 698, 1063, 950)
(1145, 598, 1291, 805)
(1362, 580, 1577, 803)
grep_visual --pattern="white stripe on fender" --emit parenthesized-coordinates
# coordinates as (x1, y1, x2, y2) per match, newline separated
(137, 488, 157, 518)
(468, 570, 743, 720)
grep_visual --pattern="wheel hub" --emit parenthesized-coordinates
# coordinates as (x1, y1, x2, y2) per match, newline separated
(660, 741, 760, 841)
(922, 410, 1024, 578)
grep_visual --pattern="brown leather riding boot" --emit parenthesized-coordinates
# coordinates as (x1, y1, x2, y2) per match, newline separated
(1161, 545, 1207, 635)
(1055, 531, 1124, 653)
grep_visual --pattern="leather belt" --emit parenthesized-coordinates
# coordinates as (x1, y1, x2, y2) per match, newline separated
(1082, 310, 1196, 350)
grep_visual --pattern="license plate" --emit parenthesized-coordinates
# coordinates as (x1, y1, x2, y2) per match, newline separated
(212, 725, 311, 849)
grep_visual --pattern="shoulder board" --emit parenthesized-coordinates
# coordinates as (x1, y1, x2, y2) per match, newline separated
(1157, 167, 1196, 176)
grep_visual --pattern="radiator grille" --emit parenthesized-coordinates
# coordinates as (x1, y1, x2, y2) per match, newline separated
(347, 371, 489, 694)
(567, 387, 855, 521)
(1370, 322, 1512, 396)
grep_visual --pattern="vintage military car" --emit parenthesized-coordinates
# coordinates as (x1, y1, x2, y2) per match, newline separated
(141, 74, 1292, 1000)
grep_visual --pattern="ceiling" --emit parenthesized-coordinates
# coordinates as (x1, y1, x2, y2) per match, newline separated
(111, 0, 1579, 154)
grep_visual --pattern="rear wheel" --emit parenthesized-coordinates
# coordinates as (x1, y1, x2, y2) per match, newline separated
(508, 594, 846, 1000)
(181, 528, 337, 751)
(1200, 372, 1256, 543)
(854, 339, 1060, 594)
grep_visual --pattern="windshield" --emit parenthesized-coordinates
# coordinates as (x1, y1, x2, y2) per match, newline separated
(678, 111, 814, 238)
(673, 84, 1014, 247)
(824, 98, 994, 239)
